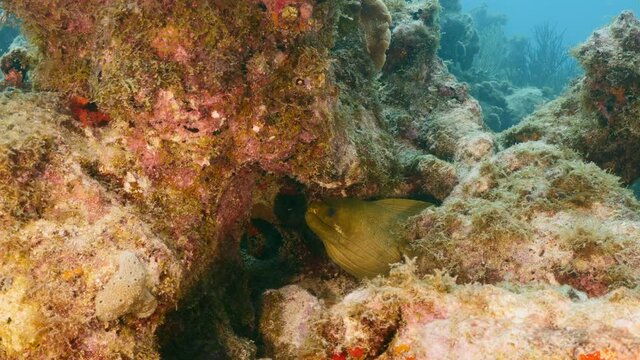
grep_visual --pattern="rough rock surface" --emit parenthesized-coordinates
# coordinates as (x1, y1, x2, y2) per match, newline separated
(407, 141, 640, 297)
(94, 251, 159, 322)
(505, 86, 546, 121)
(361, 0, 393, 71)
(0, 92, 181, 359)
(261, 264, 640, 359)
(258, 8, 640, 359)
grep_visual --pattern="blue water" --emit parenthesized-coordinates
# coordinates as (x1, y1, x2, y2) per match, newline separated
(461, 0, 640, 46)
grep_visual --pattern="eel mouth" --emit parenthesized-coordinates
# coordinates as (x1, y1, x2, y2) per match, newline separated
(304, 208, 328, 230)
(305, 205, 343, 244)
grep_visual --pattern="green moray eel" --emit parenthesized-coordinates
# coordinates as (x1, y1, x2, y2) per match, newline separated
(305, 198, 433, 278)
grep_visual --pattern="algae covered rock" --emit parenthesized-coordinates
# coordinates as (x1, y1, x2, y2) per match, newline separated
(0, 275, 41, 356)
(0, 0, 481, 357)
(419, 97, 494, 166)
(1, 0, 640, 358)
(260, 264, 640, 359)
(0, 92, 181, 359)
(378, 0, 494, 201)
(260, 285, 324, 358)
(361, 0, 392, 71)
(505, 86, 546, 121)
(407, 141, 640, 296)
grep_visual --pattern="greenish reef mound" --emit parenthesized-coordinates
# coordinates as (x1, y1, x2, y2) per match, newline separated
(0, 0, 639, 359)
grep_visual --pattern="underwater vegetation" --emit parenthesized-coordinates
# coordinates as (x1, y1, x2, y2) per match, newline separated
(0, 0, 639, 359)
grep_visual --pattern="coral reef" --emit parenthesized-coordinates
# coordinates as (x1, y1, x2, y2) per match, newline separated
(382, 0, 494, 178)
(449, 2, 578, 132)
(361, 0, 393, 72)
(0, 93, 181, 358)
(438, 0, 479, 71)
(503, 11, 640, 183)
(468, 79, 513, 131)
(0, 0, 476, 357)
(259, 9, 640, 358)
(505, 86, 546, 121)
(466, 5, 578, 96)
(466, 81, 546, 132)
(518, 23, 579, 92)
(1, 0, 640, 358)
(0, 35, 35, 89)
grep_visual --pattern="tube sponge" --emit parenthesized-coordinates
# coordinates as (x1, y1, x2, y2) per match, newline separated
(94, 251, 157, 322)
(361, 0, 392, 71)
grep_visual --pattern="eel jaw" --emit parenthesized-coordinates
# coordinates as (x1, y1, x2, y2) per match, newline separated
(304, 208, 345, 245)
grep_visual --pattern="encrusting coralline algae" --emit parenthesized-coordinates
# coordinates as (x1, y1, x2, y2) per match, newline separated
(261, 262, 640, 359)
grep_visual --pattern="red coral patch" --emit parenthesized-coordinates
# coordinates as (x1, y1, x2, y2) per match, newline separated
(69, 95, 111, 127)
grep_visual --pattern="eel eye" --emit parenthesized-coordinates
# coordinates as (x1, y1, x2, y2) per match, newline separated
(327, 207, 336, 217)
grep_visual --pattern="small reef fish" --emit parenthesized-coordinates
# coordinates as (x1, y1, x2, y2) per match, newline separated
(305, 198, 432, 278)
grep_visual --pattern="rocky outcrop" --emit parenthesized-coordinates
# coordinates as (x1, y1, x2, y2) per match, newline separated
(257, 9, 640, 360)
(0, 92, 181, 359)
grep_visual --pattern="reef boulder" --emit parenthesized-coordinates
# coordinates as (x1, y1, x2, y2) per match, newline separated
(407, 141, 640, 297)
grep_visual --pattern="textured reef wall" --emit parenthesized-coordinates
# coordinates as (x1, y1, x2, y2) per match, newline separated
(1, 0, 639, 359)
(258, 7, 640, 360)
(0, 92, 182, 358)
